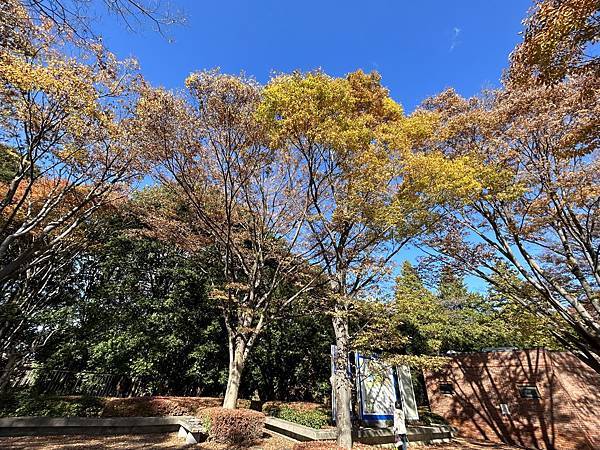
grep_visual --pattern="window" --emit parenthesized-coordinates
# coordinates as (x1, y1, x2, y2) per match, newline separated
(439, 383, 454, 394)
(519, 385, 540, 399)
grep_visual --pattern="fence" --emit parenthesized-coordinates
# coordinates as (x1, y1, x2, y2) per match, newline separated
(2, 367, 146, 397)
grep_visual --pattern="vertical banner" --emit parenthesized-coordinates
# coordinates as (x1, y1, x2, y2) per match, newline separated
(396, 365, 419, 421)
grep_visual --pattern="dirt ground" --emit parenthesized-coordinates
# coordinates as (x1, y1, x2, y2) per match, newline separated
(0, 434, 525, 450)
(0, 433, 294, 450)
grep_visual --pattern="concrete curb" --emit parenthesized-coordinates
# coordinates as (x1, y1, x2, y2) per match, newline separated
(0, 416, 207, 443)
(264, 417, 455, 445)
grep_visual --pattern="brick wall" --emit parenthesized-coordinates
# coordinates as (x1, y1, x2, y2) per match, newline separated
(424, 349, 600, 450)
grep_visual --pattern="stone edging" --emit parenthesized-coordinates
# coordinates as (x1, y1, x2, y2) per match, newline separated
(0, 416, 206, 444)
(1, 415, 455, 446)
(264, 416, 455, 445)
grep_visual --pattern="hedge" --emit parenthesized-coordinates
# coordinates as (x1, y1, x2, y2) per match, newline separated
(0, 393, 230, 418)
(199, 407, 265, 446)
(262, 401, 330, 429)
(101, 396, 221, 417)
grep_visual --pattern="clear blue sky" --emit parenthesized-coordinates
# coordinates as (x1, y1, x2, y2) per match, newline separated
(97, 0, 533, 293)
(98, 0, 532, 113)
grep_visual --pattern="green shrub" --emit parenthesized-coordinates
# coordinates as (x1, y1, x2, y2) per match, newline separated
(273, 405, 329, 429)
(417, 407, 449, 426)
(199, 407, 265, 446)
(263, 402, 330, 429)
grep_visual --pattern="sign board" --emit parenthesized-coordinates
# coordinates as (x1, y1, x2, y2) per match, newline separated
(356, 353, 396, 425)
(331, 347, 419, 426)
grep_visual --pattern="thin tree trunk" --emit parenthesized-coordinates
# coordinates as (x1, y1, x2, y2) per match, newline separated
(332, 304, 353, 449)
(0, 353, 21, 392)
(223, 335, 247, 409)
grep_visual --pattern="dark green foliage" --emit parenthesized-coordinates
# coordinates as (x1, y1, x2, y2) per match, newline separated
(0, 390, 104, 417)
(30, 225, 334, 401)
(0, 144, 20, 183)
(243, 304, 334, 402)
(264, 404, 330, 429)
(38, 233, 229, 395)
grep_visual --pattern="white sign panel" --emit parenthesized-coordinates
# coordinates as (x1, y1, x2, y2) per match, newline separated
(331, 348, 419, 426)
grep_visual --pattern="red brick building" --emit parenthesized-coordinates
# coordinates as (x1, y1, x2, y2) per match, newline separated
(424, 349, 600, 450)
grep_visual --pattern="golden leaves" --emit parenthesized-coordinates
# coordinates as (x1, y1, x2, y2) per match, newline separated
(507, 0, 600, 85)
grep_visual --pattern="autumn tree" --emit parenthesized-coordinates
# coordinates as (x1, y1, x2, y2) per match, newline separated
(134, 71, 321, 409)
(257, 70, 436, 448)
(0, 1, 141, 283)
(411, 75, 600, 371)
(508, 0, 599, 85)
(0, 0, 142, 383)
(407, 0, 600, 373)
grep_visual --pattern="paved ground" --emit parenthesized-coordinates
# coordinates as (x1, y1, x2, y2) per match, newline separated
(0, 435, 525, 449)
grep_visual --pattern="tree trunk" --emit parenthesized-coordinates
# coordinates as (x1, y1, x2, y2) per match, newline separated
(223, 334, 247, 409)
(0, 352, 21, 392)
(332, 306, 353, 449)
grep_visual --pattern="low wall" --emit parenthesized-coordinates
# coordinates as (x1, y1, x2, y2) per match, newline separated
(264, 417, 455, 445)
(0, 416, 206, 444)
(1, 415, 454, 446)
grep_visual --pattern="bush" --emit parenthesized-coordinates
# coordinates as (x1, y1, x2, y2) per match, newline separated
(101, 396, 220, 417)
(199, 407, 265, 446)
(416, 407, 449, 426)
(263, 402, 330, 429)
(272, 405, 329, 429)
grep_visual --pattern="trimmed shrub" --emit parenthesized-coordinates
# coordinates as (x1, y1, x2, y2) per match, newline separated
(263, 401, 330, 429)
(199, 407, 265, 446)
(273, 405, 329, 429)
(101, 396, 221, 417)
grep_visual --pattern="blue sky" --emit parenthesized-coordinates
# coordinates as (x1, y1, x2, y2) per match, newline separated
(96, 0, 533, 293)
(97, 0, 532, 113)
